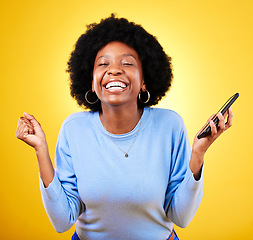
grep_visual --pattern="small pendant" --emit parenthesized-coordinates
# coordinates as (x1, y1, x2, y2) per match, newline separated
(125, 153, 129, 158)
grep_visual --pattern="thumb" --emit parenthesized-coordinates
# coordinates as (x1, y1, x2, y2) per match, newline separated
(23, 112, 43, 133)
(24, 112, 39, 123)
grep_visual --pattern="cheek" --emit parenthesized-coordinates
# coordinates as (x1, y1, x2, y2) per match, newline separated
(92, 71, 103, 90)
(133, 71, 144, 88)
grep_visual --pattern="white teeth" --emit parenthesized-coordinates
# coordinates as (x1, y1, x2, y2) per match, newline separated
(105, 81, 127, 89)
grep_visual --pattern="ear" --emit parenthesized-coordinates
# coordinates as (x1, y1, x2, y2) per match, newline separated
(92, 80, 95, 92)
(141, 81, 146, 91)
(140, 75, 145, 89)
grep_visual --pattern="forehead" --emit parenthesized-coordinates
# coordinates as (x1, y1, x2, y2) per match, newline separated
(95, 41, 140, 60)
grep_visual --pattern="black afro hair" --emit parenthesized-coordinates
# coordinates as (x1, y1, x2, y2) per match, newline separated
(67, 14, 173, 111)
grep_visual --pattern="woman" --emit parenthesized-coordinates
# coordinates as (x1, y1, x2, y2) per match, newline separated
(16, 15, 233, 240)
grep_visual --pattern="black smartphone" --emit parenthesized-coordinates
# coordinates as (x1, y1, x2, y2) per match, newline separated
(197, 93, 239, 139)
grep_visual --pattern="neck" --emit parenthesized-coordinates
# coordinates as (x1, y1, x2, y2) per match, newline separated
(99, 104, 143, 134)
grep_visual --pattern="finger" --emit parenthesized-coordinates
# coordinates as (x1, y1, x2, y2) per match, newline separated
(208, 114, 216, 122)
(23, 125, 31, 138)
(23, 112, 42, 133)
(27, 124, 35, 135)
(16, 123, 28, 140)
(225, 107, 233, 130)
(22, 121, 34, 135)
(210, 120, 217, 136)
(217, 112, 225, 133)
(198, 114, 216, 134)
(19, 117, 33, 128)
(23, 112, 35, 121)
(16, 117, 35, 138)
(23, 112, 40, 126)
(223, 109, 229, 118)
(16, 125, 38, 147)
(19, 118, 34, 134)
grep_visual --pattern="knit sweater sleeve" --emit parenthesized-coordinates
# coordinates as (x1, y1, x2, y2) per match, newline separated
(164, 120, 203, 228)
(39, 121, 85, 233)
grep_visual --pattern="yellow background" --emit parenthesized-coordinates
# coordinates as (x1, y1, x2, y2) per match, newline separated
(1, 0, 252, 239)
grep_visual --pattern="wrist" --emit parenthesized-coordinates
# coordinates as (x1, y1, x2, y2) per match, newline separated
(192, 148, 205, 159)
(35, 141, 49, 155)
(190, 151, 204, 180)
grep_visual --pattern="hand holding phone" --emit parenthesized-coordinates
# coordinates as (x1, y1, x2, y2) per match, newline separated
(197, 93, 239, 139)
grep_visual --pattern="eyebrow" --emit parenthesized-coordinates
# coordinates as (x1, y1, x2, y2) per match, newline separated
(122, 54, 137, 60)
(95, 54, 137, 62)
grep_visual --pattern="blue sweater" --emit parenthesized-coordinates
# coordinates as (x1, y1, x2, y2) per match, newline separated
(40, 107, 203, 240)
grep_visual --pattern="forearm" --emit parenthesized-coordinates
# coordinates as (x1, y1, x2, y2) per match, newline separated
(35, 144, 54, 188)
(190, 108, 233, 179)
(39, 174, 78, 233)
(16, 112, 55, 186)
(167, 167, 203, 228)
(189, 150, 204, 180)
(39, 154, 84, 233)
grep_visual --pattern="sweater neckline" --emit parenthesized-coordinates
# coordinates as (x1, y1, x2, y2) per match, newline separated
(90, 107, 152, 140)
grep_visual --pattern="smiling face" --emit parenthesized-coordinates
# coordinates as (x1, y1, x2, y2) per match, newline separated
(92, 41, 145, 109)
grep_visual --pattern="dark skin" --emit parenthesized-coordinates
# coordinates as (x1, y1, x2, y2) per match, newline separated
(92, 41, 145, 134)
(99, 106, 143, 134)
(16, 41, 233, 187)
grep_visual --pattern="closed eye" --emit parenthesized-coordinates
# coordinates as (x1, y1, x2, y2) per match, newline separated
(98, 63, 108, 66)
(123, 62, 133, 66)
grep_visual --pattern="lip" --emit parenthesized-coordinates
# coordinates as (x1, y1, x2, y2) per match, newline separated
(102, 79, 129, 93)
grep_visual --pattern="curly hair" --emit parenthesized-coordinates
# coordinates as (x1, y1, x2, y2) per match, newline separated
(67, 14, 173, 111)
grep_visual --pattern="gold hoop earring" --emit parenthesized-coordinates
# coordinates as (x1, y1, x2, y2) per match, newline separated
(85, 90, 99, 104)
(138, 89, 150, 104)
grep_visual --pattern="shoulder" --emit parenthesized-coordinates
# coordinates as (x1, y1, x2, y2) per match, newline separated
(148, 108, 189, 144)
(61, 111, 95, 128)
(58, 111, 98, 139)
(149, 107, 184, 125)
(145, 107, 187, 138)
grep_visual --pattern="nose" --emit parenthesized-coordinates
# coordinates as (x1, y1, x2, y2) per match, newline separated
(107, 64, 123, 75)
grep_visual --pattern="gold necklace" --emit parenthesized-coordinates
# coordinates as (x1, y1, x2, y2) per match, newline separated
(108, 118, 142, 158)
